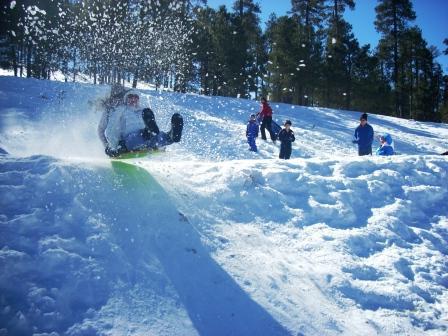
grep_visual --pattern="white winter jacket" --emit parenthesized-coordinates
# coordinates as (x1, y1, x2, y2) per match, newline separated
(103, 105, 145, 149)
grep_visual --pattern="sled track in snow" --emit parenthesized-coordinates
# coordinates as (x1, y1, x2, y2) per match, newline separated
(0, 156, 291, 335)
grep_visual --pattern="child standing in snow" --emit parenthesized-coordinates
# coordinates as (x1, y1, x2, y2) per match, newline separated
(258, 97, 276, 142)
(278, 120, 295, 159)
(353, 113, 374, 156)
(376, 133, 394, 156)
(246, 114, 259, 152)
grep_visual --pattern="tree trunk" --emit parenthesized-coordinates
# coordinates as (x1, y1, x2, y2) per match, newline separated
(132, 69, 138, 88)
(255, 69, 259, 100)
(400, 60, 406, 118)
(11, 46, 18, 77)
(393, 4, 400, 117)
(93, 61, 97, 85)
(19, 44, 24, 77)
(41, 65, 46, 80)
(72, 50, 77, 82)
(26, 45, 32, 78)
(111, 67, 116, 84)
(334, 0, 339, 38)
(298, 85, 303, 105)
(411, 50, 419, 120)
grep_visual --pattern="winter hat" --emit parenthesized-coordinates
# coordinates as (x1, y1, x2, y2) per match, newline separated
(360, 113, 368, 121)
(250, 114, 256, 120)
(380, 133, 393, 145)
(124, 89, 140, 103)
(284, 120, 292, 126)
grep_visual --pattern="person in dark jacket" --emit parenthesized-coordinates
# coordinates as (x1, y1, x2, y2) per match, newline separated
(246, 114, 259, 152)
(257, 97, 276, 142)
(353, 113, 374, 156)
(278, 120, 295, 160)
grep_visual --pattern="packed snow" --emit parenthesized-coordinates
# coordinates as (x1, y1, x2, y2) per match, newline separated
(0, 76, 447, 335)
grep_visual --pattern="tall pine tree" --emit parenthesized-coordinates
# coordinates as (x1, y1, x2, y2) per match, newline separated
(375, 0, 416, 117)
(290, 0, 326, 105)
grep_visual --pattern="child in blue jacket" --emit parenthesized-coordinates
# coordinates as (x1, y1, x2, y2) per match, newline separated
(353, 113, 374, 156)
(376, 133, 394, 156)
(246, 114, 259, 152)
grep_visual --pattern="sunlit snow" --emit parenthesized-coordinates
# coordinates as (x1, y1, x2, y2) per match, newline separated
(0, 75, 447, 335)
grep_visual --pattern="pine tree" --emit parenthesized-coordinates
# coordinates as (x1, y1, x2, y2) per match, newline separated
(350, 44, 392, 113)
(193, 6, 231, 95)
(1, 0, 63, 79)
(321, 0, 356, 109)
(265, 15, 301, 103)
(0, 0, 23, 76)
(290, 0, 326, 105)
(375, 0, 416, 117)
(192, 2, 264, 98)
(211, 6, 235, 96)
(441, 38, 448, 122)
(327, 0, 354, 40)
(230, 0, 264, 98)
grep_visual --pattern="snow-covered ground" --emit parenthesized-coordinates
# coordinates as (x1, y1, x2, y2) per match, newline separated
(1, 76, 447, 335)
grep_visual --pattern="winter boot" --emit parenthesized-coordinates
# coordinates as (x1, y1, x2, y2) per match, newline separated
(142, 108, 160, 135)
(169, 113, 183, 143)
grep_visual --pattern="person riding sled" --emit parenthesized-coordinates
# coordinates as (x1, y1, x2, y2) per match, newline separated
(98, 84, 183, 157)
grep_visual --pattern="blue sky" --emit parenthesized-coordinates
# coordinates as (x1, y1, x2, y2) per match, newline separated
(207, 0, 448, 71)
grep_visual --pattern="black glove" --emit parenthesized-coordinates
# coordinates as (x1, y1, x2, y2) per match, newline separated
(105, 140, 128, 157)
(117, 140, 128, 152)
(105, 146, 119, 157)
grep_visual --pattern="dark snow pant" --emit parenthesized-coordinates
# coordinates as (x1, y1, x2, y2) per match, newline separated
(125, 130, 172, 151)
(358, 146, 372, 156)
(123, 107, 168, 151)
(124, 112, 183, 151)
(279, 144, 292, 160)
(248, 136, 257, 152)
(260, 116, 276, 141)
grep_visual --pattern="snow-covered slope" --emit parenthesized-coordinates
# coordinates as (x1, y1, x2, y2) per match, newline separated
(1, 76, 447, 335)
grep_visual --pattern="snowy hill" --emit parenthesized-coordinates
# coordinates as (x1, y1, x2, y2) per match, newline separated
(0, 76, 447, 335)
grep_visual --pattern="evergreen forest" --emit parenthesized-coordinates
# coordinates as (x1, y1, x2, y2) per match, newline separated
(1, 0, 447, 122)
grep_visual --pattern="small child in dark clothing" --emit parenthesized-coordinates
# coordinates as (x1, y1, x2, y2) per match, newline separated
(278, 120, 295, 159)
(246, 114, 259, 152)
